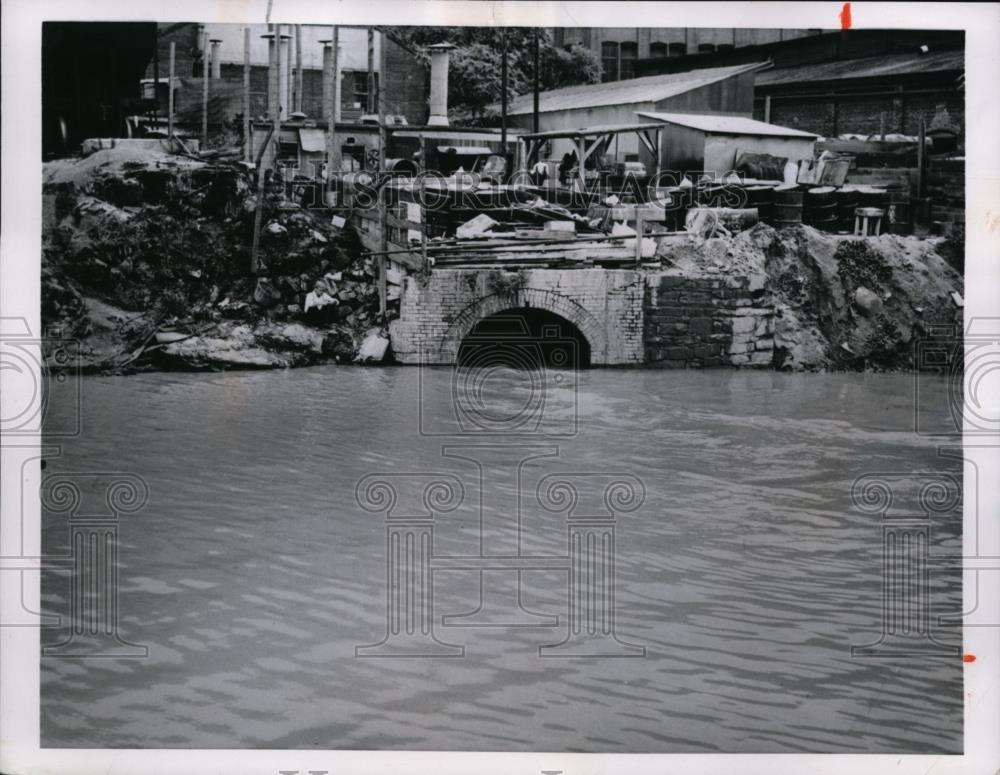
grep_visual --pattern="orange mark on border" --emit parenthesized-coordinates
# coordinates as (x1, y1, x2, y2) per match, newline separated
(840, 2, 852, 30)
(963, 654, 976, 663)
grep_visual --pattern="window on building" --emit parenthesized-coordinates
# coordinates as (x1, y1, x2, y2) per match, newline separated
(601, 41, 619, 82)
(716, 43, 735, 52)
(620, 42, 638, 80)
(277, 141, 299, 164)
(698, 43, 716, 54)
(649, 42, 668, 58)
(668, 42, 687, 57)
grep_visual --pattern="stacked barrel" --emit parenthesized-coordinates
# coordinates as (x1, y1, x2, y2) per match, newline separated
(802, 187, 837, 231)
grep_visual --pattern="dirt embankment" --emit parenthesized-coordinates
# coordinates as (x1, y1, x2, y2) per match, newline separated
(42, 146, 385, 373)
(42, 145, 962, 374)
(656, 223, 963, 371)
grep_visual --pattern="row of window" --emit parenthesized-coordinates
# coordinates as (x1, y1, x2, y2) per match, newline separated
(599, 41, 737, 82)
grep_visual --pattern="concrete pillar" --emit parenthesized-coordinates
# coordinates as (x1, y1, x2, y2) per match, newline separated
(320, 40, 333, 125)
(279, 33, 291, 117)
(261, 32, 277, 119)
(209, 39, 222, 79)
(426, 43, 455, 127)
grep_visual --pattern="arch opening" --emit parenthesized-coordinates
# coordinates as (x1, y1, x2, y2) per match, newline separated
(457, 307, 592, 370)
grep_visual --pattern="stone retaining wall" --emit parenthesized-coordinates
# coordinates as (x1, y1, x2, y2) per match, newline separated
(643, 273, 775, 368)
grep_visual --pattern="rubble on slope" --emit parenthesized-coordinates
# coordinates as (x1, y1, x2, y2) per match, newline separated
(656, 223, 963, 370)
(42, 148, 387, 373)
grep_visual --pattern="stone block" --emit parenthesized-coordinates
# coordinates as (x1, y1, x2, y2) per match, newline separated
(659, 275, 687, 288)
(689, 317, 712, 337)
(755, 337, 774, 350)
(732, 316, 756, 334)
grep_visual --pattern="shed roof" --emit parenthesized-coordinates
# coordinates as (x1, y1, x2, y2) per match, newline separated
(507, 62, 768, 116)
(637, 111, 819, 138)
(755, 49, 963, 87)
(518, 122, 667, 140)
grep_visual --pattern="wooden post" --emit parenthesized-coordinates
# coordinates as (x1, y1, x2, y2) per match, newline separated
(377, 29, 387, 316)
(152, 34, 159, 124)
(501, 29, 508, 154)
(243, 27, 251, 162)
(917, 116, 926, 219)
(294, 24, 303, 114)
(634, 210, 643, 265)
(202, 30, 210, 149)
(286, 30, 295, 116)
(367, 27, 376, 116)
(167, 41, 175, 140)
(763, 94, 771, 123)
(333, 27, 341, 123)
(532, 29, 540, 135)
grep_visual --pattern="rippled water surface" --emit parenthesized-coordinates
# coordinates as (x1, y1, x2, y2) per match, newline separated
(42, 368, 963, 752)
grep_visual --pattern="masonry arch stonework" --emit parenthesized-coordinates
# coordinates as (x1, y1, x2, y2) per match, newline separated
(439, 288, 609, 363)
(389, 268, 646, 366)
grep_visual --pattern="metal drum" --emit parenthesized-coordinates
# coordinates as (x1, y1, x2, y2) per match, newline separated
(857, 185, 889, 210)
(771, 184, 803, 227)
(744, 185, 776, 223)
(803, 186, 838, 232)
(836, 187, 861, 233)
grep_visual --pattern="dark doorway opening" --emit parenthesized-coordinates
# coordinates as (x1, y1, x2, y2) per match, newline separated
(457, 307, 592, 369)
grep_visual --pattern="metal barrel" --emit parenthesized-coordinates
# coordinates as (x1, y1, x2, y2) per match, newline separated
(744, 185, 776, 223)
(771, 184, 803, 227)
(803, 186, 838, 231)
(836, 187, 861, 233)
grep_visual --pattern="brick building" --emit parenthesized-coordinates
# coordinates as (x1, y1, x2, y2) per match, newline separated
(633, 29, 964, 140)
(144, 24, 429, 127)
(552, 27, 826, 82)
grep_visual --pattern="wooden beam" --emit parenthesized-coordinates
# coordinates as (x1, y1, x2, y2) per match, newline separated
(201, 29, 210, 148)
(377, 30, 387, 316)
(243, 27, 251, 162)
(636, 130, 657, 157)
(167, 42, 175, 139)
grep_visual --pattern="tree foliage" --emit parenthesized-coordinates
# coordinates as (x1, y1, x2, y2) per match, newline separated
(383, 27, 601, 125)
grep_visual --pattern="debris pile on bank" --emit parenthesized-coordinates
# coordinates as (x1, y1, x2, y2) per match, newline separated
(42, 146, 384, 372)
(655, 223, 963, 370)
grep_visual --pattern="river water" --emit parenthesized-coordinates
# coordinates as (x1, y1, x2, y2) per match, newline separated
(41, 367, 963, 752)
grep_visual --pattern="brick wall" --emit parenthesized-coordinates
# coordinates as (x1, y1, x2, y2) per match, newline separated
(389, 267, 779, 368)
(384, 38, 428, 126)
(643, 273, 775, 368)
(926, 158, 964, 226)
(390, 269, 645, 365)
(758, 91, 964, 140)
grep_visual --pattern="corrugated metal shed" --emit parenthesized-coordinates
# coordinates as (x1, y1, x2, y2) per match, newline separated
(507, 62, 768, 116)
(756, 49, 963, 86)
(637, 111, 818, 138)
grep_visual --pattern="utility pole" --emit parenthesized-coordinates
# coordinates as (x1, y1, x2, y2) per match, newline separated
(201, 29, 210, 148)
(294, 24, 303, 114)
(367, 27, 376, 116)
(167, 41, 175, 140)
(377, 29, 388, 316)
(532, 29, 540, 135)
(501, 29, 508, 155)
(243, 26, 251, 161)
(152, 33, 159, 124)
